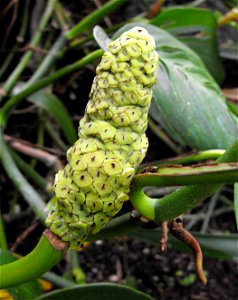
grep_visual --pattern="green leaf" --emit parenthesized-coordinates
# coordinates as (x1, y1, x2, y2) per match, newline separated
(27, 91, 77, 145)
(156, 162, 238, 175)
(149, 7, 224, 83)
(130, 229, 238, 260)
(114, 23, 238, 150)
(65, 0, 126, 40)
(133, 163, 238, 187)
(0, 250, 43, 300)
(35, 283, 154, 300)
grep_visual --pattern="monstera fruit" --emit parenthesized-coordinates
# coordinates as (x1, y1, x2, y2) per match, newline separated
(46, 27, 159, 250)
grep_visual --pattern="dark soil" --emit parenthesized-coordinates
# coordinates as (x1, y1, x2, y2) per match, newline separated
(78, 238, 238, 300)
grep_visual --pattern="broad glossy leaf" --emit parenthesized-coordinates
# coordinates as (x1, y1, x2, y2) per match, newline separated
(28, 91, 77, 145)
(130, 229, 238, 260)
(35, 283, 154, 300)
(0, 250, 42, 300)
(114, 24, 237, 150)
(150, 7, 224, 83)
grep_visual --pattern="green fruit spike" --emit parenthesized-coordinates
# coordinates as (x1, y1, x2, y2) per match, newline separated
(45, 26, 159, 250)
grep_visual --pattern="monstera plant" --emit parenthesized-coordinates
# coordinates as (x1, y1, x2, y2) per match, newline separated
(0, 1, 237, 299)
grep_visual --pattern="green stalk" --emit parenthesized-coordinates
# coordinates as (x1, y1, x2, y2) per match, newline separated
(0, 210, 8, 250)
(0, 132, 46, 222)
(10, 149, 49, 191)
(201, 190, 220, 233)
(133, 164, 238, 187)
(235, 183, 238, 228)
(45, 122, 68, 152)
(0, 230, 68, 289)
(130, 139, 238, 222)
(69, 20, 127, 50)
(65, 0, 127, 40)
(0, 214, 143, 289)
(24, 0, 126, 87)
(42, 271, 75, 287)
(54, 1, 71, 31)
(0, 49, 103, 127)
(1, 0, 58, 99)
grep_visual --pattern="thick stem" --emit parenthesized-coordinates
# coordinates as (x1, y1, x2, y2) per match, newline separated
(0, 230, 68, 289)
(130, 139, 238, 222)
(1, 142, 236, 289)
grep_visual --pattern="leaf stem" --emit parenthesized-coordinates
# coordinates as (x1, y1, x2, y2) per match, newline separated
(134, 163, 238, 188)
(25, 35, 67, 87)
(141, 149, 225, 168)
(0, 0, 30, 78)
(0, 132, 46, 222)
(0, 49, 103, 127)
(0, 230, 68, 289)
(42, 271, 75, 288)
(24, 0, 126, 86)
(1, 0, 58, 99)
(200, 190, 220, 233)
(0, 210, 8, 250)
(10, 149, 49, 192)
(45, 122, 68, 152)
(130, 139, 238, 222)
(65, 0, 126, 40)
(148, 118, 181, 154)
